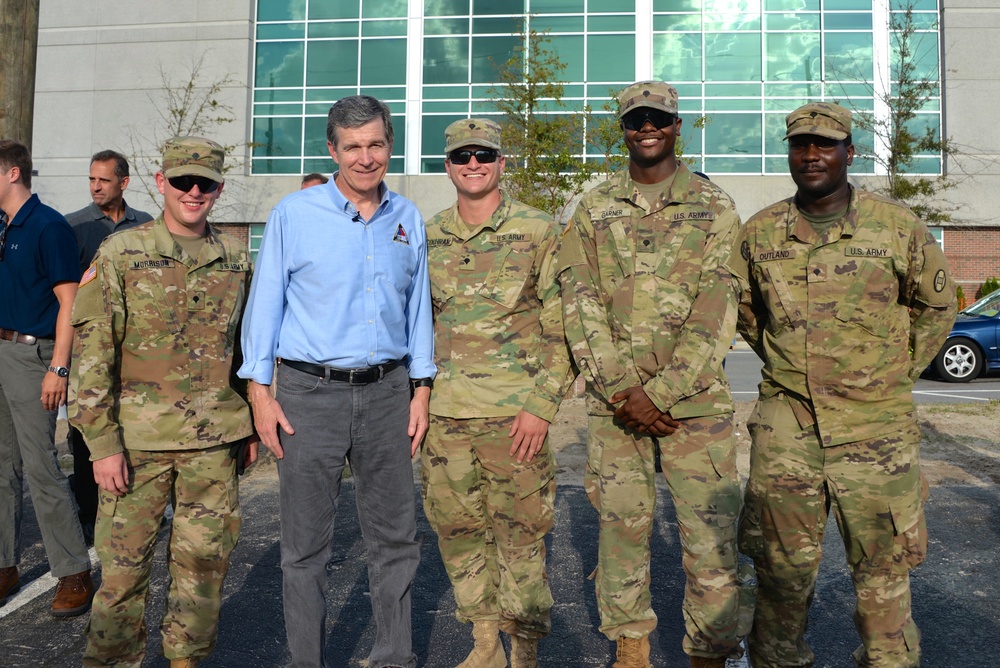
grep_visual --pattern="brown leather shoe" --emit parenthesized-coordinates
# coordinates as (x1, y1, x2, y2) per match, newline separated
(51, 570, 94, 617)
(169, 659, 199, 668)
(690, 656, 728, 668)
(0, 566, 20, 605)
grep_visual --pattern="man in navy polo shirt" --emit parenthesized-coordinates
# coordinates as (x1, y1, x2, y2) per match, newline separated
(0, 139, 93, 616)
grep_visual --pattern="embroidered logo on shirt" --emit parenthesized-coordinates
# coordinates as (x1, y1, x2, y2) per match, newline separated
(79, 263, 98, 287)
(392, 224, 409, 245)
(934, 269, 947, 292)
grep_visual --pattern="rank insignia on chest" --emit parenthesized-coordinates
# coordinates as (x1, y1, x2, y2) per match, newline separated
(392, 224, 409, 245)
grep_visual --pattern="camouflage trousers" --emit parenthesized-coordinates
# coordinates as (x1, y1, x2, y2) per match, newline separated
(83, 444, 240, 667)
(421, 414, 555, 639)
(586, 412, 748, 658)
(740, 396, 926, 668)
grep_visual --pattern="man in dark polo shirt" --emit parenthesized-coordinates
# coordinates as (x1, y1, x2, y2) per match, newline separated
(64, 150, 153, 541)
(0, 139, 93, 616)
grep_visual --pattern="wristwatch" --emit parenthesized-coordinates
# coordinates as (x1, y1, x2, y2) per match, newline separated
(48, 365, 70, 378)
(410, 377, 433, 390)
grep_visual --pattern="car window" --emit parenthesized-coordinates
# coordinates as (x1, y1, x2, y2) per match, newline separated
(962, 290, 1000, 317)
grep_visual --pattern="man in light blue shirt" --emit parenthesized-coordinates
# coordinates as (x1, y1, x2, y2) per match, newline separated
(239, 95, 435, 668)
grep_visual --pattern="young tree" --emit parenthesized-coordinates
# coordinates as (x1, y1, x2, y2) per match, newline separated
(127, 53, 259, 221)
(838, 3, 957, 223)
(488, 28, 598, 221)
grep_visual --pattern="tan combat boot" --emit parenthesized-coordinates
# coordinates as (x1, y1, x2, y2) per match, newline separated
(690, 656, 727, 668)
(510, 635, 538, 668)
(612, 636, 651, 668)
(456, 620, 507, 668)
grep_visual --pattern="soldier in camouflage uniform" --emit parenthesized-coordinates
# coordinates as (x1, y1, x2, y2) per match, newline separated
(422, 119, 575, 668)
(726, 103, 957, 667)
(69, 137, 256, 668)
(557, 81, 750, 668)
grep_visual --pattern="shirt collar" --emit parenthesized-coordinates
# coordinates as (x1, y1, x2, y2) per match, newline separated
(6, 194, 40, 227)
(328, 171, 390, 222)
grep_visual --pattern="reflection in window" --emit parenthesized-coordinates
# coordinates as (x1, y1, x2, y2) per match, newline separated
(653, 34, 702, 83)
(705, 33, 761, 82)
(256, 42, 304, 88)
(765, 33, 820, 81)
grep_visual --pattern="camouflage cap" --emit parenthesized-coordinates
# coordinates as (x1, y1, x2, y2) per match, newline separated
(161, 136, 226, 182)
(444, 118, 502, 153)
(617, 81, 679, 118)
(784, 102, 852, 141)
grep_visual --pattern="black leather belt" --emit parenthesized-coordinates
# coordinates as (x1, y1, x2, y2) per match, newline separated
(281, 359, 400, 384)
(0, 328, 49, 345)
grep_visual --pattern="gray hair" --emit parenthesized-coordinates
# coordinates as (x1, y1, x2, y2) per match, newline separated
(90, 150, 130, 179)
(326, 95, 394, 148)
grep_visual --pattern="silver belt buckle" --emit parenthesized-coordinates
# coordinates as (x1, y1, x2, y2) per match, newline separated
(349, 368, 361, 385)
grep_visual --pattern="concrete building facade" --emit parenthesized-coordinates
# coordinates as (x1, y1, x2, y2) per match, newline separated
(28, 0, 1000, 295)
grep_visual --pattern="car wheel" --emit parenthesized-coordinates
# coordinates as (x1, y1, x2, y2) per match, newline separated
(934, 337, 983, 383)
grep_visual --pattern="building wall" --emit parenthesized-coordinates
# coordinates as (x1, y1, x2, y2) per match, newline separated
(28, 0, 1000, 291)
(944, 227, 1000, 298)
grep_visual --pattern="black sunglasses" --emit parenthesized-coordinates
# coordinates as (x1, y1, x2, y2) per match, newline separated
(448, 148, 500, 165)
(167, 175, 221, 193)
(621, 108, 677, 132)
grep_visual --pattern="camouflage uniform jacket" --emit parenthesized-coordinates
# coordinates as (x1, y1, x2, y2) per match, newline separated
(727, 187, 956, 447)
(69, 216, 255, 460)
(426, 196, 573, 422)
(558, 163, 739, 419)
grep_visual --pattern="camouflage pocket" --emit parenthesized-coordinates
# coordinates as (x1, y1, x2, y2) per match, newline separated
(834, 260, 895, 338)
(737, 492, 766, 564)
(889, 491, 927, 573)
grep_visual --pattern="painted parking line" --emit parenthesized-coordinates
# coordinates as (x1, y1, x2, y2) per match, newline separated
(914, 390, 997, 402)
(0, 547, 99, 619)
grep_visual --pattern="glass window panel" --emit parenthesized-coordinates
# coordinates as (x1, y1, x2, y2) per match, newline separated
(764, 83, 822, 100)
(470, 99, 506, 113)
(704, 113, 762, 154)
(472, 36, 519, 83)
(764, 12, 819, 30)
(824, 32, 873, 81)
(764, 0, 818, 9)
(588, 15, 635, 31)
(307, 41, 358, 86)
(828, 0, 870, 8)
(705, 97, 761, 111)
(425, 18, 470, 34)
(705, 82, 760, 97)
(587, 83, 622, 102)
(309, 0, 358, 19)
(563, 83, 585, 98)
(898, 12, 939, 30)
(392, 120, 406, 155)
(362, 0, 407, 18)
(891, 0, 935, 8)
(363, 20, 408, 36)
(850, 127, 876, 156)
(589, 35, 634, 82)
(530, 15, 585, 32)
(255, 88, 305, 103)
(765, 32, 820, 81)
(254, 102, 304, 115)
(303, 157, 334, 173)
(423, 115, 465, 153)
(704, 13, 760, 31)
(653, 14, 702, 30)
(255, 42, 305, 88)
(893, 31, 939, 80)
(308, 22, 359, 38)
(763, 157, 787, 172)
(303, 116, 329, 156)
(253, 116, 303, 157)
(423, 85, 471, 99)
(654, 0, 701, 10)
(673, 82, 703, 98)
(471, 84, 497, 97)
(423, 100, 473, 113)
(473, 0, 525, 15)
(825, 82, 872, 98)
(531, 0, 584, 12)
(850, 155, 875, 174)
(590, 0, 634, 11)
(305, 86, 357, 101)
(543, 35, 584, 80)
(253, 158, 301, 174)
(473, 16, 522, 34)
(764, 112, 788, 153)
(305, 102, 334, 114)
(653, 33, 702, 82)
(824, 13, 872, 30)
(388, 157, 405, 173)
(679, 124, 703, 154)
(705, 33, 761, 82)
(705, 156, 762, 173)
(259, 0, 307, 21)
(425, 37, 471, 84)
(425, 0, 470, 16)
(257, 23, 305, 40)
(361, 39, 407, 85)
(359, 86, 406, 101)
(421, 158, 448, 173)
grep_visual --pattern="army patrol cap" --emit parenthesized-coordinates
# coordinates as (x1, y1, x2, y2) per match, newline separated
(784, 102, 852, 141)
(444, 118, 502, 153)
(617, 81, 679, 118)
(161, 136, 226, 183)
